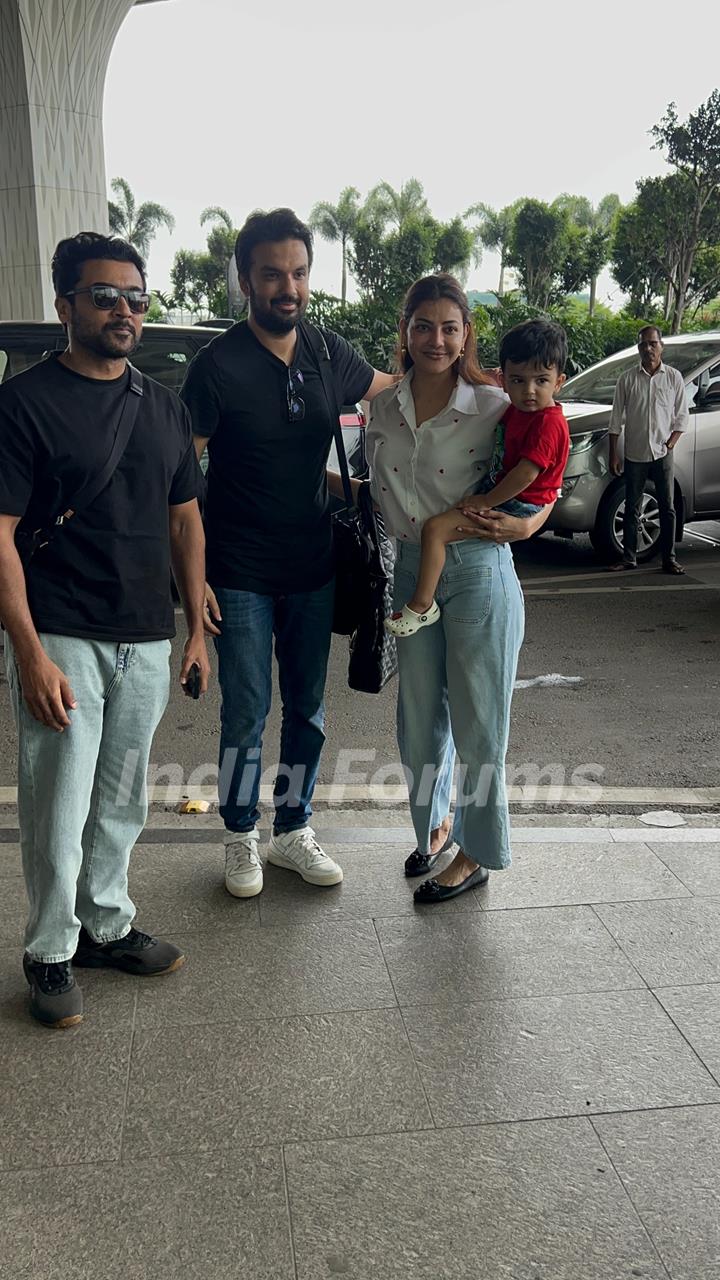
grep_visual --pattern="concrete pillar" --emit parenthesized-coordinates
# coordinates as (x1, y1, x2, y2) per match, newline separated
(0, 0, 138, 320)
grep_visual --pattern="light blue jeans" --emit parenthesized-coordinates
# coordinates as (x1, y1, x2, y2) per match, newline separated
(393, 540, 524, 870)
(5, 633, 171, 962)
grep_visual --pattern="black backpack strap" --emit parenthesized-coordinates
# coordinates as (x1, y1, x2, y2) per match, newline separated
(301, 322, 355, 510)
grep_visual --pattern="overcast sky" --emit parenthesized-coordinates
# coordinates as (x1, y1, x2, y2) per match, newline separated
(103, 0, 719, 309)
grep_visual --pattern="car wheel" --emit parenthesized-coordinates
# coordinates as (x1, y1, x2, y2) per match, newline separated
(590, 480, 663, 563)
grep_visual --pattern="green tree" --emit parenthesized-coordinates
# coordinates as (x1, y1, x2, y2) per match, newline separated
(685, 243, 720, 318)
(610, 199, 666, 315)
(432, 217, 474, 278)
(350, 214, 437, 306)
(553, 193, 621, 315)
(463, 202, 520, 296)
(168, 207, 241, 318)
(200, 206, 236, 271)
(365, 179, 429, 231)
(651, 91, 720, 330)
(107, 177, 175, 259)
(305, 291, 398, 369)
(507, 199, 569, 308)
(349, 211, 472, 310)
(309, 187, 362, 305)
(200, 206, 239, 315)
(169, 248, 225, 318)
(611, 173, 720, 325)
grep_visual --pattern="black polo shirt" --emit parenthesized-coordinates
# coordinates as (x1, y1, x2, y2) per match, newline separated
(180, 321, 374, 594)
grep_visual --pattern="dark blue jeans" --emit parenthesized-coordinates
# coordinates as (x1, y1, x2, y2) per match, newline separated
(213, 579, 334, 835)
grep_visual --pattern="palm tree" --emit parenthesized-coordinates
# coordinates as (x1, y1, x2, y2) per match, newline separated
(309, 187, 362, 304)
(200, 206, 234, 234)
(365, 179, 429, 231)
(107, 177, 175, 259)
(463, 202, 520, 296)
(553, 193, 621, 315)
(200, 206, 236, 268)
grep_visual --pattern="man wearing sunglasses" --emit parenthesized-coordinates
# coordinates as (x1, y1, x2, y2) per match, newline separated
(182, 208, 395, 899)
(0, 231, 210, 1028)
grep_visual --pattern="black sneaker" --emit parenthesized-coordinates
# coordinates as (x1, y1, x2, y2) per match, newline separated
(73, 926, 185, 976)
(22, 955, 83, 1029)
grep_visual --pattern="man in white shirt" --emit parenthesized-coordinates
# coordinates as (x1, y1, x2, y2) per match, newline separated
(607, 325, 688, 574)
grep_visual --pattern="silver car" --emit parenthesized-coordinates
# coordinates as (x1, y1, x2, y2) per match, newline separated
(549, 333, 720, 560)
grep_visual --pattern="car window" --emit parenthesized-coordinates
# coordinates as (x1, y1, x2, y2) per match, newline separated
(557, 352, 640, 404)
(558, 339, 720, 406)
(132, 336, 198, 392)
(0, 337, 62, 383)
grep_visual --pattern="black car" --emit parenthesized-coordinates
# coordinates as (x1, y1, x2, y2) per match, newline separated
(0, 321, 367, 481)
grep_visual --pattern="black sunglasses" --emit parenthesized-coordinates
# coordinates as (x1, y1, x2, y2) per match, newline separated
(64, 285, 150, 314)
(287, 367, 305, 423)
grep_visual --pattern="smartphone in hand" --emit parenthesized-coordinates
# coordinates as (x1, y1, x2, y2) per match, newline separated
(183, 662, 201, 699)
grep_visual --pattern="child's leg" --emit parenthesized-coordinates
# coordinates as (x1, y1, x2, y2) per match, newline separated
(385, 510, 470, 639)
(409, 510, 461, 612)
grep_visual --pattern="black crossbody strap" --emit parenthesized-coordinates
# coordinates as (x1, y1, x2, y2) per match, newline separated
(58, 362, 143, 523)
(301, 322, 355, 510)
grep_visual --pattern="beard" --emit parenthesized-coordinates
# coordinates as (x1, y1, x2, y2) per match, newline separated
(71, 315, 140, 360)
(248, 285, 307, 335)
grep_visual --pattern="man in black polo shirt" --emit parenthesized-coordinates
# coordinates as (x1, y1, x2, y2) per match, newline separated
(0, 232, 209, 1028)
(181, 208, 394, 898)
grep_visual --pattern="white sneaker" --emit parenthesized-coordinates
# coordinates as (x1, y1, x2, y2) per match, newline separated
(224, 828, 263, 898)
(267, 827, 343, 886)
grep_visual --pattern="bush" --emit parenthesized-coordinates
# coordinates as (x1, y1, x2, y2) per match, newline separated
(305, 291, 400, 370)
(308, 287, 675, 379)
(474, 293, 664, 374)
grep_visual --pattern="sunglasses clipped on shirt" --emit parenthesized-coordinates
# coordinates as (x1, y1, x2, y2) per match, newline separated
(287, 366, 305, 423)
(64, 285, 151, 314)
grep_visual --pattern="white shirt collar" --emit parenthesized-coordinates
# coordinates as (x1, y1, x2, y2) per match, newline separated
(394, 369, 480, 417)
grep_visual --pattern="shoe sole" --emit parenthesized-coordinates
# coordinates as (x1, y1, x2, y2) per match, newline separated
(267, 849, 343, 885)
(73, 954, 186, 976)
(225, 877, 263, 898)
(31, 1009, 83, 1029)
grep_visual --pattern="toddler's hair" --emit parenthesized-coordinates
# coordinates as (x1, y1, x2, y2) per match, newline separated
(499, 318, 568, 373)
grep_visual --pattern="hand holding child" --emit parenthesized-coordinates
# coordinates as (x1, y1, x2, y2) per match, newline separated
(457, 494, 493, 516)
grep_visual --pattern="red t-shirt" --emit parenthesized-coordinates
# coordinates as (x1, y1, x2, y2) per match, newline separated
(496, 402, 570, 504)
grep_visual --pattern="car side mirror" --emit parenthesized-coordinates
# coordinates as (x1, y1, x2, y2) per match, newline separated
(693, 387, 720, 412)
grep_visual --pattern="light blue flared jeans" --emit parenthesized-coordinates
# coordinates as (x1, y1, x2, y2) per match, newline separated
(393, 540, 524, 870)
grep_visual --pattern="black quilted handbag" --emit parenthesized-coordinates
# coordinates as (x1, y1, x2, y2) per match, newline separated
(346, 484, 398, 694)
(306, 323, 397, 693)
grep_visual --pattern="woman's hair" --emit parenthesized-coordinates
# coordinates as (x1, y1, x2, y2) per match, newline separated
(396, 274, 494, 385)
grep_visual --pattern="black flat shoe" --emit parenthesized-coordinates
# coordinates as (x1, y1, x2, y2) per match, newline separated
(413, 865, 489, 903)
(404, 832, 454, 878)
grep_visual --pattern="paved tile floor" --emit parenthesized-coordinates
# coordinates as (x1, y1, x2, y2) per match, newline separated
(2, 817, 720, 1279)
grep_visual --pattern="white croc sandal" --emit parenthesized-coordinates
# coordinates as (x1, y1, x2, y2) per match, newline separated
(384, 601, 441, 638)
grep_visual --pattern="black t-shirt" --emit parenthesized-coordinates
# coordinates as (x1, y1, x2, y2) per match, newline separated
(180, 321, 374, 594)
(0, 355, 201, 642)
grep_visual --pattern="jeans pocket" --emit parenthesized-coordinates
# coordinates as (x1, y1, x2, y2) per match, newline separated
(440, 566, 493, 625)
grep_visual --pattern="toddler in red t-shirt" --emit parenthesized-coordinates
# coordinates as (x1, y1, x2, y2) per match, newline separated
(386, 318, 570, 638)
